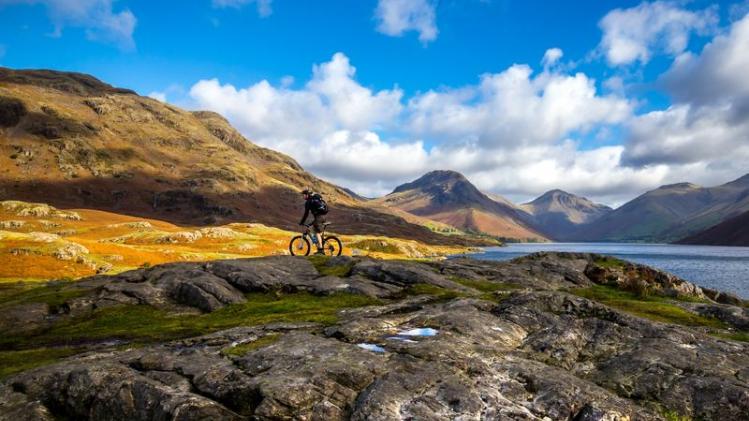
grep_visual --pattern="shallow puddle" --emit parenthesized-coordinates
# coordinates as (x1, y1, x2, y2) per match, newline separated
(397, 327, 439, 337)
(386, 336, 418, 343)
(357, 343, 386, 353)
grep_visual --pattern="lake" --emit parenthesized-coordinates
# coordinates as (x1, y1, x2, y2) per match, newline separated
(466, 243, 749, 299)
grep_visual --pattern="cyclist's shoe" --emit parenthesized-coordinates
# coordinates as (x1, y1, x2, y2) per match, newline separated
(314, 249, 325, 255)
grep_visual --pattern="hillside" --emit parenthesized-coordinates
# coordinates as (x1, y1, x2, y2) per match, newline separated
(0, 67, 477, 245)
(574, 176, 749, 242)
(521, 189, 612, 240)
(677, 210, 749, 246)
(0, 200, 472, 282)
(376, 171, 545, 240)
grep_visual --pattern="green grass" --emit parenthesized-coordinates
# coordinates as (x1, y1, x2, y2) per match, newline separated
(308, 255, 353, 277)
(0, 347, 83, 379)
(0, 291, 380, 378)
(712, 331, 749, 342)
(221, 333, 280, 357)
(0, 281, 87, 312)
(660, 409, 692, 421)
(593, 256, 627, 269)
(348, 239, 402, 254)
(571, 285, 728, 329)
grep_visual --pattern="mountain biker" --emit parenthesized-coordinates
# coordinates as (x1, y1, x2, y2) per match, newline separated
(299, 188, 328, 255)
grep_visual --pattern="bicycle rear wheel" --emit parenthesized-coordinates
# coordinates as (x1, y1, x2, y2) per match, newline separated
(289, 235, 311, 256)
(322, 236, 342, 256)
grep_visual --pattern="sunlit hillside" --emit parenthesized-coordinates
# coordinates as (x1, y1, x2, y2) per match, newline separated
(0, 200, 474, 283)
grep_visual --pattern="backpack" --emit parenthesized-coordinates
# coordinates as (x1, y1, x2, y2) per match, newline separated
(309, 193, 329, 215)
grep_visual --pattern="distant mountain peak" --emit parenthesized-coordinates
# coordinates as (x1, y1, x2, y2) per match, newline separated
(392, 170, 468, 193)
(658, 182, 701, 190)
(521, 189, 612, 239)
(381, 170, 545, 240)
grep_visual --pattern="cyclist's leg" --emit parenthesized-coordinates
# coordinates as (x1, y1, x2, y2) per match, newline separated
(312, 215, 325, 251)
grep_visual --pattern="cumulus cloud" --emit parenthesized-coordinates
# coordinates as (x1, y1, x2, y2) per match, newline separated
(623, 14, 749, 170)
(188, 52, 659, 202)
(598, 1, 717, 65)
(0, 0, 137, 50)
(542, 48, 563, 68)
(148, 91, 167, 102)
(663, 13, 749, 107)
(212, 0, 272, 17)
(406, 65, 632, 148)
(374, 0, 438, 43)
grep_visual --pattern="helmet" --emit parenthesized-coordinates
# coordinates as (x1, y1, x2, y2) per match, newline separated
(301, 188, 312, 195)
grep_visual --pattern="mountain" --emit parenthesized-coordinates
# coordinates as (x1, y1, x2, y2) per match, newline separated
(574, 176, 749, 242)
(375, 170, 545, 240)
(0, 67, 476, 245)
(676, 210, 749, 246)
(521, 189, 612, 240)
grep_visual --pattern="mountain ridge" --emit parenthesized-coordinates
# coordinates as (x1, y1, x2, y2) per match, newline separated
(0, 67, 481, 246)
(520, 189, 612, 240)
(377, 170, 546, 240)
(572, 174, 749, 242)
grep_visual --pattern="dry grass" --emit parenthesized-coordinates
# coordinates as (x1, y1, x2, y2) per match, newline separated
(0, 200, 472, 282)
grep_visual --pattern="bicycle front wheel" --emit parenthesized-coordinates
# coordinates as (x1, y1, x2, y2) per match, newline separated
(322, 236, 342, 256)
(289, 235, 311, 256)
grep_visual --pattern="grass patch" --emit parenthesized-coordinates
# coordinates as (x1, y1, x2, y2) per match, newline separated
(308, 255, 353, 277)
(0, 281, 87, 311)
(0, 291, 379, 378)
(349, 239, 402, 255)
(593, 256, 627, 269)
(450, 276, 522, 293)
(660, 409, 692, 421)
(712, 331, 749, 343)
(571, 285, 728, 329)
(221, 333, 280, 357)
(1, 292, 379, 351)
(0, 347, 83, 379)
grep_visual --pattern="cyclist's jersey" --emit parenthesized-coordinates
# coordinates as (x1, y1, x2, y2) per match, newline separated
(299, 194, 328, 225)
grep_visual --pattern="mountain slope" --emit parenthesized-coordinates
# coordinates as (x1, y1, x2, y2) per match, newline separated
(574, 176, 749, 242)
(521, 190, 612, 240)
(676, 210, 749, 246)
(376, 171, 545, 240)
(0, 67, 473, 245)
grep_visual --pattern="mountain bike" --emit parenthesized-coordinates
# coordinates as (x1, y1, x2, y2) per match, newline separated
(289, 222, 342, 256)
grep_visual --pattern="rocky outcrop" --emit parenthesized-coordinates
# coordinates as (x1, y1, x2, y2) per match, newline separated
(1, 253, 748, 420)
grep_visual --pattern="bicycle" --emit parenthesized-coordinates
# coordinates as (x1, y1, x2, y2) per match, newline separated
(289, 222, 342, 256)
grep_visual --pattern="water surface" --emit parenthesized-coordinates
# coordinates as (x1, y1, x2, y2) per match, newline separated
(466, 243, 749, 298)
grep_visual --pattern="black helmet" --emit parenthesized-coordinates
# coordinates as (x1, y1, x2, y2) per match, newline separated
(301, 188, 312, 195)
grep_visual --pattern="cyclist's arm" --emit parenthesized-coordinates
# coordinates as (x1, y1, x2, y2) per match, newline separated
(299, 202, 310, 225)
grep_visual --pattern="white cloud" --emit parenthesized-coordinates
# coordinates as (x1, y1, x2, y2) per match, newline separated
(188, 52, 648, 202)
(598, 1, 717, 65)
(186, 23, 749, 204)
(622, 14, 749, 172)
(148, 92, 167, 102)
(542, 48, 563, 68)
(406, 65, 632, 148)
(212, 0, 272, 17)
(0, 0, 137, 50)
(374, 0, 438, 43)
(663, 13, 749, 106)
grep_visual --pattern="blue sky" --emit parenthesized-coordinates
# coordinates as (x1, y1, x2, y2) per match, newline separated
(1, 0, 748, 204)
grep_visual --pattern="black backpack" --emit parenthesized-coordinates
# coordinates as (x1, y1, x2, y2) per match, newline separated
(309, 193, 329, 215)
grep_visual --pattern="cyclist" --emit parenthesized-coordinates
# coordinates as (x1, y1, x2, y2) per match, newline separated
(299, 188, 328, 255)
